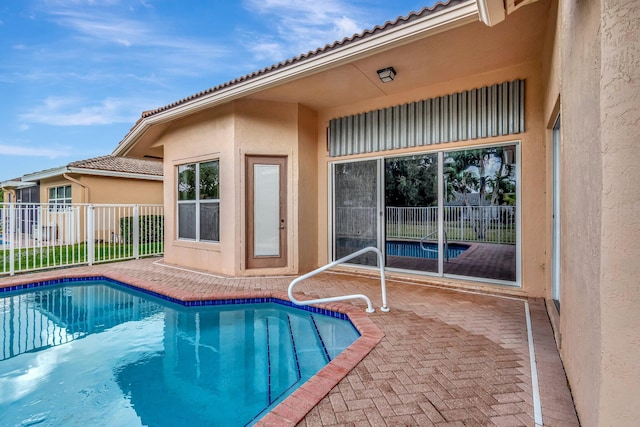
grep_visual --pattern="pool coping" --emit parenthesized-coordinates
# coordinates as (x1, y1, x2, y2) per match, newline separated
(0, 271, 385, 426)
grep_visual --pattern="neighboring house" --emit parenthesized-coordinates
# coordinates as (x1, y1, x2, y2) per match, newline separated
(1, 155, 163, 242)
(111, 0, 639, 425)
(2, 155, 163, 205)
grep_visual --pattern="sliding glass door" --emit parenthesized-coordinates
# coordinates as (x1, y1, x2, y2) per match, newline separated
(333, 160, 380, 266)
(331, 142, 519, 285)
(442, 145, 517, 282)
(384, 154, 440, 273)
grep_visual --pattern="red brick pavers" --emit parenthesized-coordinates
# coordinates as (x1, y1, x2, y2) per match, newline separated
(0, 258, 579, 426)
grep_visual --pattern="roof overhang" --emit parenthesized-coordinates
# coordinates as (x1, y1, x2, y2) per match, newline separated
(22, 167, 69, 182)
(112, 0, 480, 157)
(22, 167, 162, 182)
(0, 180, 37, 190)
(66, 168, 164, 181)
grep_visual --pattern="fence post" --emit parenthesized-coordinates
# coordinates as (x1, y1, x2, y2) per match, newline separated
(87, 205, 95, 266)
(8, 203, 15, 276)
(133, 205, 140, 259)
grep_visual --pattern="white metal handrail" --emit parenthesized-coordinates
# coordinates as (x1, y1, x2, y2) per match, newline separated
(288, 246, 389, 314)
(420, 230, 450, 262)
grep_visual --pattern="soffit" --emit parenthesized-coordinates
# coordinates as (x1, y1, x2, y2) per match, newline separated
(246, 0, 549, 112)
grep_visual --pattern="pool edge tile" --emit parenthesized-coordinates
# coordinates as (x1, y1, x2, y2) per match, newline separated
(0, 269, 385, 427)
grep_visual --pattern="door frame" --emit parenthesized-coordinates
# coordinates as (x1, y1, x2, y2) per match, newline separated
(245, 155, 288, 269)
(551, 115, 561, 311)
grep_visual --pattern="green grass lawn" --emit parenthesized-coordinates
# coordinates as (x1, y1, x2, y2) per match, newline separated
(386, 222, 516, 244)
(0, 242, 163, 274)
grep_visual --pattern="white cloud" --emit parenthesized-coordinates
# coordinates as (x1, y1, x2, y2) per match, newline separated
(49, 9, 225, 57)
(20, 96, 147, 126)
(333, 16, 361, 38)
(247, 39, 287, 63)
(0, 144, 71, 159)
(242, 0, 368, 60)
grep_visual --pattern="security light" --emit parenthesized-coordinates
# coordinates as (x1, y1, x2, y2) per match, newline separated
(376, 67, 396, 83)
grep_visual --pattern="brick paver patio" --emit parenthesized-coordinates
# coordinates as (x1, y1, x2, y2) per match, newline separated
(0, 258, 579, 426)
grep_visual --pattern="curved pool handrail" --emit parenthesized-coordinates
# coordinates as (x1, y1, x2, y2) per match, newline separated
(288, 246, 389, 314)
(420, 230, 449, 262)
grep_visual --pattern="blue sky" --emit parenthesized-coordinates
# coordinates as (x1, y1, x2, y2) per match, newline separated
(0, 0, 436, 181)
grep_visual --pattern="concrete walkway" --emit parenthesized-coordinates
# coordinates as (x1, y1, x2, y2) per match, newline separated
(0, 258, 579, 426)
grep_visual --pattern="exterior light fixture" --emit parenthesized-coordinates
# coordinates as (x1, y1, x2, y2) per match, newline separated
(376, 67, 396, 83)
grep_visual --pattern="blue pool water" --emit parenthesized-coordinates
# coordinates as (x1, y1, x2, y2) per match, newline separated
(386, 241, 469, 259)
(0, 279, 359, 426)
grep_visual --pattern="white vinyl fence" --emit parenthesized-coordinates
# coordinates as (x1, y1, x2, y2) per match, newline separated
(0, 203, 164, 276)
(386, 206, 516, 244)
(336, 206, 516, 244)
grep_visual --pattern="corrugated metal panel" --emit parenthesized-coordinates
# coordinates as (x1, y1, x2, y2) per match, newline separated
(328, 79, 526, 156)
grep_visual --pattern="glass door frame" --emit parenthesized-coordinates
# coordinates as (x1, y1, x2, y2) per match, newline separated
(328, 157, 385, 266)
(329, 140, 522, 287)
(551, 116, 561, 310)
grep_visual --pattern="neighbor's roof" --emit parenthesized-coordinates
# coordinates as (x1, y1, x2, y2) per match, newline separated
(21, 155, 163, 182)
(139, 0, 464, 120)
(68, 155, 163, 176)
(0, 177, 37, 190)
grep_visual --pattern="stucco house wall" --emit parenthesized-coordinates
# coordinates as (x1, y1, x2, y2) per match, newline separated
(161, 99, 319, 276)
(556, 0, 640, 425)
(37, 175, 162, 205)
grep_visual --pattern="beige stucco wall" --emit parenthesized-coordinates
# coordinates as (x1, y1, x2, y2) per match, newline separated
(316, 61, 549, 298)
(558, 0, 640, 425)
(296, 105, 319, 272)
(38, 175, 162, 205)
(161, 103, 236, 275)
(160, 99, 318, 276)
(76, 175, 162, 205)
(598, 1, 640, 423)
(235, 99, 299, 276)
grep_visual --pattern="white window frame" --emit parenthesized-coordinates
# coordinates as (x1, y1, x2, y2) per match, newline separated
(176, 160, 220, 243)
(48, 185, 72, 212)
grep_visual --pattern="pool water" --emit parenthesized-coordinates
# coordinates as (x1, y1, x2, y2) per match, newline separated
(0, 280, 359, 426)
(386, 241, 469, 259)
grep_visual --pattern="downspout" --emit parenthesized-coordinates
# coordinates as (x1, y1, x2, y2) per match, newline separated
(63, 173, 89, 203)
(5, 189, 16, 202)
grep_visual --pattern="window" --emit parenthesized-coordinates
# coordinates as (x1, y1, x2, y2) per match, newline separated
(177, 160, 220, 242)
(48, 185, 71, 211)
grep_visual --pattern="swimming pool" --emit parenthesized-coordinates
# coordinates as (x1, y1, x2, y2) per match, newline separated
(386, 241, 469, 259)
(0, 278, 359, 426)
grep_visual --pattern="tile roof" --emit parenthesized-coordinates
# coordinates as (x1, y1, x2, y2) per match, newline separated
(68, 155, 163, 176)
(140, 0, 462, 119)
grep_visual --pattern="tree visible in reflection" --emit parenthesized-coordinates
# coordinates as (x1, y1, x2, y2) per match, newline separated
(385, 155, 438, 207)
(444, 147, 516, 239)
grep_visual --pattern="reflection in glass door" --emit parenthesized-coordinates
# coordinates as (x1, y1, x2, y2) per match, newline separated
(443, 145, 517, 282)
(384, 154, 439, 273)
(333, 160, 380, 266)
(330, 143, 519, 284)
